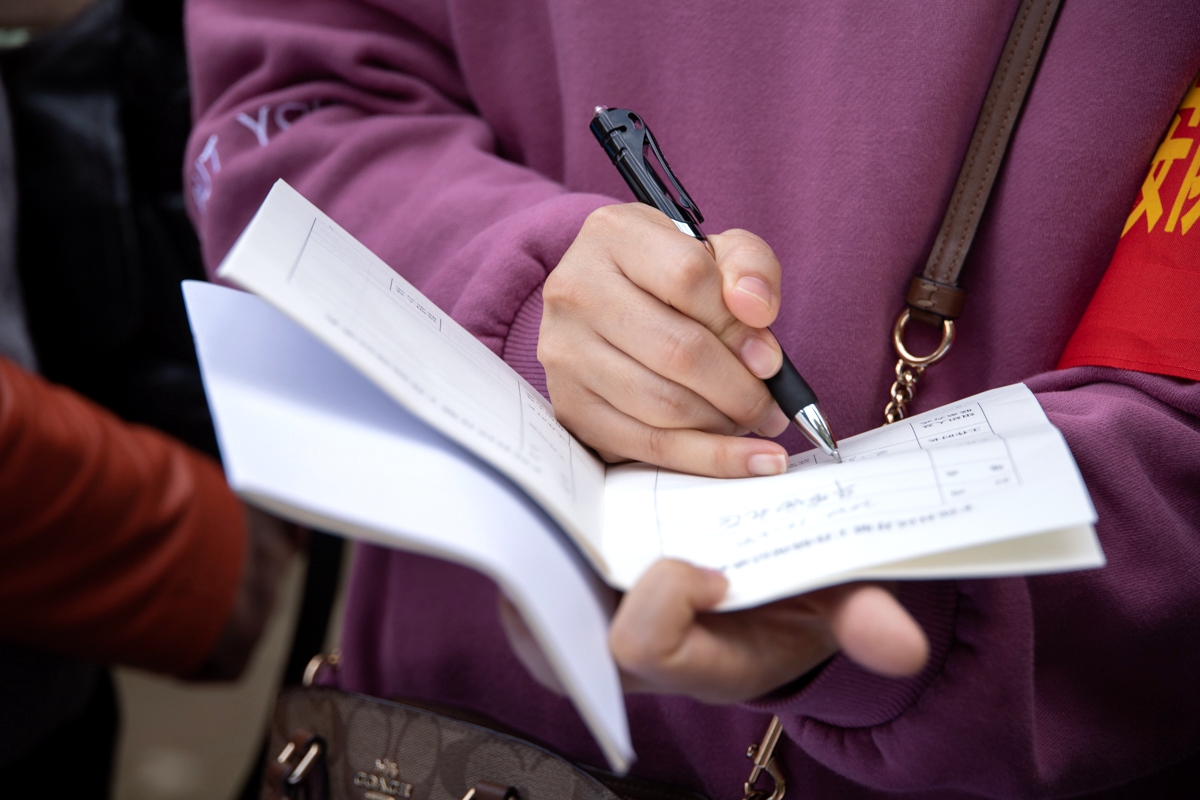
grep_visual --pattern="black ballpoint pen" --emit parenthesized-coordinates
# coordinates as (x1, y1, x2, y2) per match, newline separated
(589, 106, 841, 462)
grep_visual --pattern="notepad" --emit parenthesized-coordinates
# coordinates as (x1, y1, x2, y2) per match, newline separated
(184, 181, 1102, 771)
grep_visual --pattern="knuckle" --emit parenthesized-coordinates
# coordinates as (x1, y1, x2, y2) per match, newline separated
(659, 325, 707, 378)
(712, 441, 743, 477)
(643, 424, 675, 465)
(542, 270, 595, 319)
(664, 247, 712, 293)
(692, 436, 730, 476)
(649, 385, 691, 426)
(541, 268, 574, 307)
(536, 337, 563, 371)
(708, 315, 745, 345)
(553, 279, 589, 312)
(738, 389, 778, 427)
(721, 381, 768, 422)
(583, 203, 625, 236)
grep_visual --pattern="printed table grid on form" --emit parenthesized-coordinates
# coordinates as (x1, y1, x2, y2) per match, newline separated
(651, 401, 1020, 568)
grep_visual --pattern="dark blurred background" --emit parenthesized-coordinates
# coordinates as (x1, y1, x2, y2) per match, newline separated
(0, 2, 348, 797)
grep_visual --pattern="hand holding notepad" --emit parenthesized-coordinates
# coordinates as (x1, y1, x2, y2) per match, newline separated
(184, 181, 1102, 772)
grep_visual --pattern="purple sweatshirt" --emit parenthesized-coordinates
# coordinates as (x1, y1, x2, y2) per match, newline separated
(184, 1, 1200, 796)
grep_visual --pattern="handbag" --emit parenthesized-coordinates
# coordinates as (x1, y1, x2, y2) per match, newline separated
(264, 656, 711, 800)
(262, 1, 1063, 798)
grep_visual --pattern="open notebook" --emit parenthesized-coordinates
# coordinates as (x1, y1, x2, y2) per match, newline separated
(184, 181, 1102, 771)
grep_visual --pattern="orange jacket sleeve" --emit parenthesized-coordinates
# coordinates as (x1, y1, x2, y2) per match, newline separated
(0, 356, 246, 675)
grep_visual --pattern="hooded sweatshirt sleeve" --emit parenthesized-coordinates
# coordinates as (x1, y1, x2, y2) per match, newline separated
(749, 366, 1200, 797)
(184, 0, 615, 391)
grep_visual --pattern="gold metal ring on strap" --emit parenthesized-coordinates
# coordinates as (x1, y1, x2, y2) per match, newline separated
(892, 308, 955, 367)
(302, 651, 341, 687)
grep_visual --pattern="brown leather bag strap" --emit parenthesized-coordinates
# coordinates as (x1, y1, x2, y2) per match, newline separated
(905, 0, 1062, 324)
(885, 0, 1062, 423)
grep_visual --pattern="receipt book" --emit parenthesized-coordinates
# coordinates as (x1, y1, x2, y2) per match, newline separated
(185, 181, 1102, 771)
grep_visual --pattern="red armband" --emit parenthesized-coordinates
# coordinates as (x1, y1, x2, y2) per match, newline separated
(1058, 75, 1200, 380)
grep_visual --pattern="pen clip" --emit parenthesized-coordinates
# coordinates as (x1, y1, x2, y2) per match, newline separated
(592, 108, 704, 227)
(639, 121, 705, 226)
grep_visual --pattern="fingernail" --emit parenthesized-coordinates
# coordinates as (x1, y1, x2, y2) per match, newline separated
(740, 335, 781, 378)
(735, 276, 773, 308)
(756, 405, 789, 438)
(748, 452, 788, 476)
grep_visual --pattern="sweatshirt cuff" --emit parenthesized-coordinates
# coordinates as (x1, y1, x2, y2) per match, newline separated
(504, 284, 549, 398)
(476, 192, 616, 396)
(747, 580, 958, 728)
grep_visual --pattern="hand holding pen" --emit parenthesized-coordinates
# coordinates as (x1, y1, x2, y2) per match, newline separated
(540, 203, 794, 476)
(538, 108, 838, 478)
(589, 107, 839, 462)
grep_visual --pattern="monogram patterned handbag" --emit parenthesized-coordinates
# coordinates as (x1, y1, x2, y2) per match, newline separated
(263, 681, 711, 800)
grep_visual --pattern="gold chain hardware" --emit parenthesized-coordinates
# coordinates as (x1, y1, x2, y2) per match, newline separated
(743, 716, 785, 800)
(302, 650, 341, 687)
(883, 308, 955, 424)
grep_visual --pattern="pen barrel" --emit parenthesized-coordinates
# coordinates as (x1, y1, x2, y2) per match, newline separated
(612, 151, 657, 208)
(591, 115, 651, 204)
(764, 349, 819, 420)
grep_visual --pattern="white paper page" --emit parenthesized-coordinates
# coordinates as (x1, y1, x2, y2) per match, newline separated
(215, 181, 608, 568)
(853, 523, 1102, 580)
(184, 282, 632, 773)
(602, 384, 1101, 609)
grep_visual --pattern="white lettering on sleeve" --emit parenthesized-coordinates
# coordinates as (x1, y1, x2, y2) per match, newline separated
(191, 134, 221, 214)
(235, 105, 271, 147)
(275, 101, 311, 131)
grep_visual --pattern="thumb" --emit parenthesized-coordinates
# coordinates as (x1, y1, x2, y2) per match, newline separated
(710, 228, 783, 330)
(827, 584, 929, 677)
(609, 559, 728, 676)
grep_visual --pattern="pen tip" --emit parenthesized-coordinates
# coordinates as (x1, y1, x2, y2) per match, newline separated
(792, 403, 840, 463)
